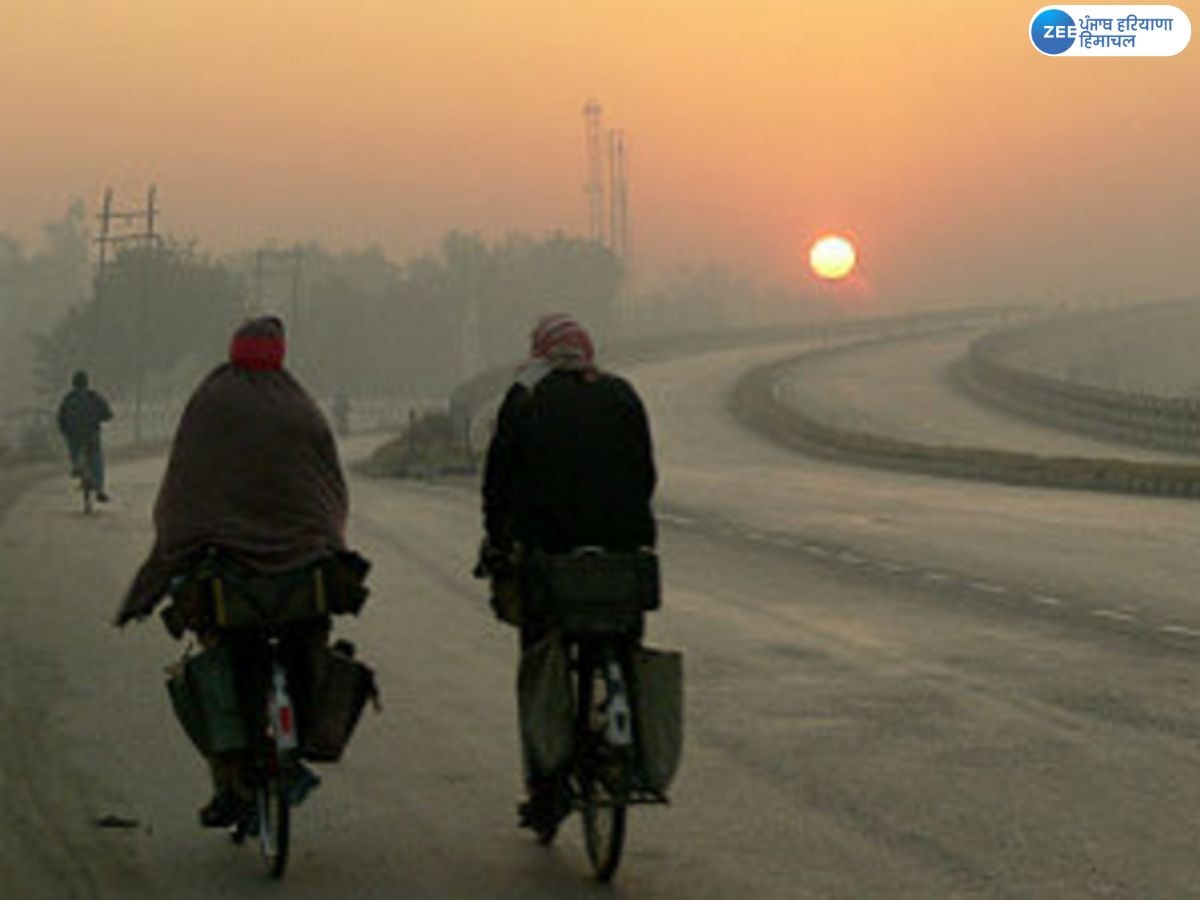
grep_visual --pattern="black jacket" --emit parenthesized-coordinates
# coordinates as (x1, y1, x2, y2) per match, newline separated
(483, 369, 656, 555)
(57, 388, 113, 445)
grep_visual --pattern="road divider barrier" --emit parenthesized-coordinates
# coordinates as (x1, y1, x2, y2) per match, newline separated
(732, 325, 1200, 499)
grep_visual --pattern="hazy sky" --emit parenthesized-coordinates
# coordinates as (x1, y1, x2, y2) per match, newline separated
(2, 0, 1198, 306)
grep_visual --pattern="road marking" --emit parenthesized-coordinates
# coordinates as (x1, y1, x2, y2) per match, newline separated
(1031, 594, 1064, 607)
(838, 552, 867, 565)
(969, 581, 1007, 595)
(922, 571, 951, 583)
(658, 513, 695, 526)
(766, 536, 796, 548)
(1092, 609, 1136, 624)
(881, 562, 911, 574)
(803, 545, 830, 557)
(1161, 624, 1200, 639)
(744, 531, 767, 542)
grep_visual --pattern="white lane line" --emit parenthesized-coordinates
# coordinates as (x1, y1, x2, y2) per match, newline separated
(1161, 624, 1200, 639)
(922, 571, 951, 583)
(803, 545, 830, 557)
(658, 513, 695, 526)
(744, 531, 767, 542)
(969, 581, 1007, 595)
(1031, 594, 1064, 607)
(838, 552, 867, 565)
(881, 562, 911, 574)
(1092, 609, 1137, 624)
(766, 536, 796, 548)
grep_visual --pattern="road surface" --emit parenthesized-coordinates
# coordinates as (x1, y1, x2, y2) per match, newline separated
(4, 335, 1200, 898)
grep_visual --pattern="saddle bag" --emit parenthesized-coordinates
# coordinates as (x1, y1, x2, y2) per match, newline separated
(525, 549, 660, 635)
(165, 641, 249, 757)
(301, 642, 379, 762)
(517, 635, 575, 774)
(631, 645, 684, 794)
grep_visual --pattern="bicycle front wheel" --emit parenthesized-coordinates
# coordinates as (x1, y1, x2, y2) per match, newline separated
(582, 773, 626, 882)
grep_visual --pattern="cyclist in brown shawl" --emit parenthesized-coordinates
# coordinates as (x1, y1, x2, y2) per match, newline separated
(117, 316, 352, 825)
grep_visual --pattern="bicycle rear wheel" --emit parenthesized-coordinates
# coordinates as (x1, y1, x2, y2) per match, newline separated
(578, 655, 628, 882)
(80, 468, 93, 515)
(256, 765, 290, 878)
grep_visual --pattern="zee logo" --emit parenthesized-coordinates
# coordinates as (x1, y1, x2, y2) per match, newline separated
(1031, 8, 1077, 53)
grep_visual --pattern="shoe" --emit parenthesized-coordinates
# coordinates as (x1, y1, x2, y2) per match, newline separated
(287, 763, 321, 806)
(96, 492, 110, 503)
(199, 790, 241, 828)
(518, 779, 569, 843)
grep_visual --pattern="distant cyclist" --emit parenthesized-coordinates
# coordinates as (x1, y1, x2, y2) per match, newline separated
(57, 370, 113, 502)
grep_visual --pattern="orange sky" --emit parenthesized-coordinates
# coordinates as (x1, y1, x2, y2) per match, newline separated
(2, 0, 1198, 306)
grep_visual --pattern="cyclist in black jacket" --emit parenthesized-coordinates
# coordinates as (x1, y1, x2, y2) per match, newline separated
(57, 370, 114, 501)
(480, 312, 657, 833)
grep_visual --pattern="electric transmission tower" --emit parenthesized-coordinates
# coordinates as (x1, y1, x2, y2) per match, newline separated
(583, 98, 607, 246)
(607, 129, 629, 264)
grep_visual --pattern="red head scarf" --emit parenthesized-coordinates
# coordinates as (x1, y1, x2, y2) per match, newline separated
(529, 313, 595, 370)
(230, 316, 286, 371)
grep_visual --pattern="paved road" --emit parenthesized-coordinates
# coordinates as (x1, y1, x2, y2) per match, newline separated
(4, 339, 1200, 898)
(773, 328, 1199, 462)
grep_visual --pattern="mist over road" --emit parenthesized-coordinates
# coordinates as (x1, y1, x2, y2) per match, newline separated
(4, 337, 1200, 898)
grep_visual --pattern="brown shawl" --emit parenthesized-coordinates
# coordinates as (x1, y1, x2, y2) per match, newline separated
(118, 363, 348, 623)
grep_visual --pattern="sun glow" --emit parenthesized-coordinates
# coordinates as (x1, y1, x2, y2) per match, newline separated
(809, 234, 857, 281)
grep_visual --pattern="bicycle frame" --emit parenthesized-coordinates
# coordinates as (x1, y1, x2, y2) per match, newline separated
(230, 634, 298, 879)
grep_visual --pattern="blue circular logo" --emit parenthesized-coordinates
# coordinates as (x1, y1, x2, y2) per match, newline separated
(1031, 8, 1076, 54)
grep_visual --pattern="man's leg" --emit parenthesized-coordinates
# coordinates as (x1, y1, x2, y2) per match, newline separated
(66, 440, 83, 477)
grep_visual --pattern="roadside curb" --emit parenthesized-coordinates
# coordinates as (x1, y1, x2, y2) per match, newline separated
(731, 335, 1200, 500)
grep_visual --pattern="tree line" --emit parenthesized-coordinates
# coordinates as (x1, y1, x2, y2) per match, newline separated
(26, 228, 623, 405)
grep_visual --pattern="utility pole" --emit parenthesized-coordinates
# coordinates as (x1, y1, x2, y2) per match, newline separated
(252, 244, 304, 337)
(96, 185, 159, 263)
(95, 185, 160, 444)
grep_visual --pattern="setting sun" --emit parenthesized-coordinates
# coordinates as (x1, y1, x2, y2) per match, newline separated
(809, 234, 857, 281)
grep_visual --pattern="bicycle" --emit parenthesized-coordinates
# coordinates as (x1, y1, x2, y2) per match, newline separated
(74, 444, 96, 514)
(162, 550, 375, 881)
(519, 548, 668, 883)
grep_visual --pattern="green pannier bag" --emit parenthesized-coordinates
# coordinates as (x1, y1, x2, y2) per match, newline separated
(166, 641, 248, 756)
(631, 645, 684, 794)
(517, 635, 574, 774)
